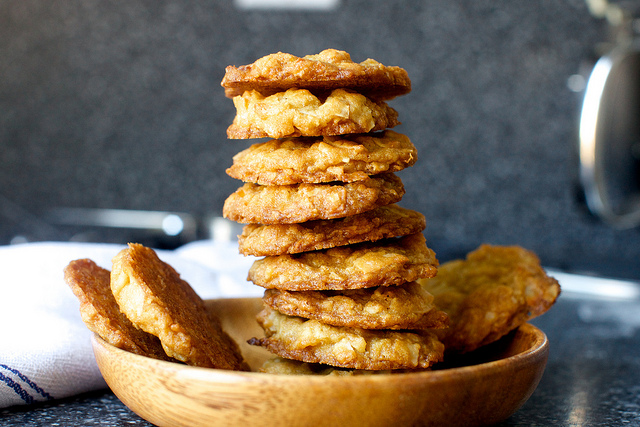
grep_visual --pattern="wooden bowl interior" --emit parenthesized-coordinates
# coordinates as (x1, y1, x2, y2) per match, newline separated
(92, 297, 549, 427)
(205, 297, 270, 370)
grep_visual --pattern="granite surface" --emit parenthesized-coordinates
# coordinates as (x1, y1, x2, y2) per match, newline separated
(2, 0, 639, 280)
(0, 0, 640, 278)
(2, 293, 640, 426)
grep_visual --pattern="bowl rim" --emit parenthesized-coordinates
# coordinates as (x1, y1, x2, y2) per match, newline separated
(91, 309, 548, 385)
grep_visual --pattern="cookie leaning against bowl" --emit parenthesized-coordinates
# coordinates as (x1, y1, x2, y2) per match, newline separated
(227, 89, 400, 139)
(248, 233, 438, 291)
(248, 306, 444, 370)
(221, 48, 411, 100)
(262, 281, 449, 330)
(419, 244, 561, 354)
(226, 130, 417, 185)
(223, 172, 405, 225)
(64, 259, 173, 361)
(238, 204, 426, 256)
(110, 243, 250, 371)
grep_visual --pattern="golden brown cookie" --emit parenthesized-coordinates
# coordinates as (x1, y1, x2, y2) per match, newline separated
(110, 243, 249, 370)
(226, 130, 417, 185)
(259, 357, 397, 375)
(64, 259, 173, 361)
(223, 173, 405, 225)
(227, 89, 399, 139)
(238, 204, 425, 256)
(262, 281, 448, 330)
(419, 244, 561, 354)
(248, 233, 438, 291)
(221, 49, 411, 100)
(249, 306, 444, 370)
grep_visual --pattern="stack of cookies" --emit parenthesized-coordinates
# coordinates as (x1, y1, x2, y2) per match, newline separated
(221, 49, 449, 373)
(65, 49, 562, 377)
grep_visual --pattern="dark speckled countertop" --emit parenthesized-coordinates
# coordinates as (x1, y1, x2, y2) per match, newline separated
(2, 0, 640, 281)
(3, 287, 640, 426)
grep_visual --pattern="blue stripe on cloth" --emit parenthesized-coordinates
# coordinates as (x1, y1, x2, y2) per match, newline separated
(0, 371, 34, 404)
(0, 364, 54, 401)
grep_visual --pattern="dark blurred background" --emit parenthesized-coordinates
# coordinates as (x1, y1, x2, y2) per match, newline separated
(2, 0, 639, 279)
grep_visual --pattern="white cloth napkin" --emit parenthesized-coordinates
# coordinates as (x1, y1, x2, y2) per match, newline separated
(0, 240, 261, 408)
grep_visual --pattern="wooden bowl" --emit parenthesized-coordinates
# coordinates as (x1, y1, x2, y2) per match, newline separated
(92, 298, 549, 427)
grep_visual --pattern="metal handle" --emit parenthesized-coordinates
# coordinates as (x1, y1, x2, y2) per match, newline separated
(579, 40, 640, 229)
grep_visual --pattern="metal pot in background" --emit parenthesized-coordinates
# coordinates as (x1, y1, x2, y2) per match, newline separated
(578, 2, 640, 229)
